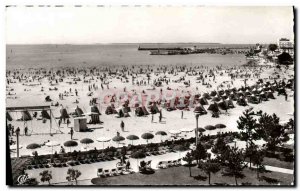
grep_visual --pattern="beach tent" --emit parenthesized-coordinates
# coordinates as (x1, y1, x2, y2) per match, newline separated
(237, 90, 244, 97)
(237, 96, 247, 106)
(141, 106, 149, 115)
(149, 104, 159, 114)
(6, 112, 12, 121)
(20, 110, 33, 121)
(89, 105, 101, 124)
(210, 91, 217, 97)
(122, 105, 131, 113)
(225, 98, 235, 108)
(218, 90, 225, 96)
(135, 107, 144, 116)
(248, 95, 259, 104)
(199, 97, 208, 105)
(207, 102, 219, 113)
(75, 106, 84, 117)
(202, 93, 211, 100)
(105, 105, 117, 115)
(193, 104, 207, 115)
(211, 96, 221, 102)
(267, 91, 275, 99)
(60, 108, 70, 120)
(41, 110, 51, 119)
(135, 106, 149, 116)
(259, 92, 268, 101)
(218, 101, 229, 111)
(229, 93, 238, 101)
(91, 105, 101, 115)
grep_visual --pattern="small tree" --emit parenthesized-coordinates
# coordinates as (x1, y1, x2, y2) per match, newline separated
(251, 147, 265, 179)
(222, 146, 245, 185)
(39, 170, 52, 185)
(268, 44, 278, 53)
(212, 133, 229, 155)
(237, 109, 260, 168)
(183, 152, 194, 177)
(66, 168, 82, 185)
(278, 52, 293, 65)
(199, 156, 220, 185)
(192, 143, 208, 165)
(256, 113, 289, 153)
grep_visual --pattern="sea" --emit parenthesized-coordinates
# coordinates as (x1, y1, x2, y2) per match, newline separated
(6, 43, 253, 70)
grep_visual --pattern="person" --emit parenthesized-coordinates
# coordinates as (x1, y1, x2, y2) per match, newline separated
(60, 146, 65, 154)
(120, 121, 125, 132)
(126, 160, 131, 170)
(24, 126, 28, 136)
(15, 127, 20, 136)
(181, 110, 183, 119)
(151, 114, 154, 123)
(285, 93, 288, 101)
(140, 161, 146, 171)
(67, 119, 70, 128)
(58, 119, 61, 127)
(11, 126, 15, 136)
(70, 128, 74, 140)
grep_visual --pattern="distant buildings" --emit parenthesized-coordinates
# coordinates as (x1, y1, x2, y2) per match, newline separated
(277, 38, 294, 56)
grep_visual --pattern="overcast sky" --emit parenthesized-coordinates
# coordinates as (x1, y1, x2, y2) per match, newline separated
(6, 6, 294, 44)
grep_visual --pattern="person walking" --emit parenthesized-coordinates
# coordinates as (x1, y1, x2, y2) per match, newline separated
(66, 119, 70, 128)
(126, 160, 131, 170)
(120, 121, 125, 132)
(70, 128, 74, 140)
(24, 126, 28, 136)
(58, 119, 61, 127)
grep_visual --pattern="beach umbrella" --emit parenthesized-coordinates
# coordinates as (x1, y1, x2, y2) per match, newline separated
(45, 141, 60, 155)
(126, 135, 139, 145)
(112, 135, 125, 147)
(26, 143, 41, 156)
(197, 127, 206, 133)
(141, 133, 154, 143)
(97, 137, 111, 149)
(80, 138, 94, 151)
(63, 140, 78, 152)
(155, 131, 167, 142)
(204, 125, 216, 130)
(131, 151, 146, 170)
(26, 143, 41, 150)
(215, 124, 226, 129)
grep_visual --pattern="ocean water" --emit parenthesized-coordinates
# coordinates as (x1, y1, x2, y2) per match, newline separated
(6, 43, 251, 70)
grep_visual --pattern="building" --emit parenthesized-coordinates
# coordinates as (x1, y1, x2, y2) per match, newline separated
(277, 38, 294, 56)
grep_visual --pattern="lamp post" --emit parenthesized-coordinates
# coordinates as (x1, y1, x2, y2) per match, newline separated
(194, 113, 200, 146)
(16, 127, 20, 159)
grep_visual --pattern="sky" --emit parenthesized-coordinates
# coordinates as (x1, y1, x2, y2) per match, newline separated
(6, 6, 294, 44)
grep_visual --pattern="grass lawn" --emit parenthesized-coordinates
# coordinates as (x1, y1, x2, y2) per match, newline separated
(91, 165, 294, 186)
(245, 157, 294, 170)
(262, 157, 294, 170)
